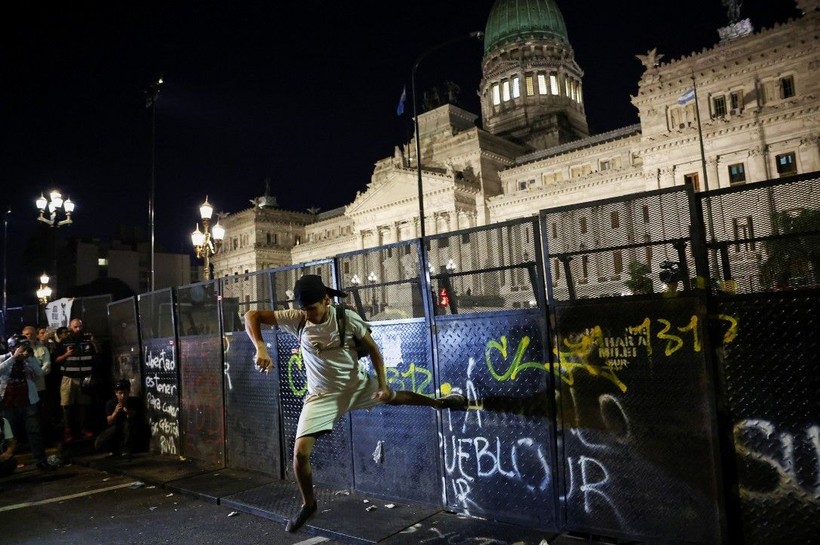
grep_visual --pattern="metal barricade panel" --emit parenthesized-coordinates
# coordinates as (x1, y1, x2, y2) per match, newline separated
(178, 335, 225, 466)
(108, 297, 142, 395)
(223, 329, 282, 476)
(437, 309, 557, 530)
(138, 290, 181, 456)
(350, 320, 440, 505)
(716, 292, 820, 545)
(554, 296, 721, 544)
(176, 282, 225, 465)
(141, 335, 180, 456)
(276, 326, 353, 488)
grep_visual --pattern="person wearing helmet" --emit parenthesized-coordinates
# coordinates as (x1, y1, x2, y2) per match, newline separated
(94, 379, 141, 456)
(0, 334, 53, 471)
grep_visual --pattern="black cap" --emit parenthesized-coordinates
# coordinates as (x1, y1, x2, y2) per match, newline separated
(293, 275, 347, 308)
(114, 379, 131, 392)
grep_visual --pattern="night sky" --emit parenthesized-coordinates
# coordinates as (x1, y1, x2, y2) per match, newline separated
(1, 0, 801, 299)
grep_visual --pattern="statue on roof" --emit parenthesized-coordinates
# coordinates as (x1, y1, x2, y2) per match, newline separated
(250, 177, 279, 208)
(635, 48, 664, 71)
(722, 0, 743, 24)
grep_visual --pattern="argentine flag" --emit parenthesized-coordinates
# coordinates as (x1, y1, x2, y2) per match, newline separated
(396, 86, 407, 116)
(677, 88, 695, 105)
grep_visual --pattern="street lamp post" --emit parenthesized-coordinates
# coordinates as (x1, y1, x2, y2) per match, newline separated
(367, 271, 378, 317)
(146, 75, 163, 292)
(2, 207, 10, 324)
(444, 258, 458, 314)
(35, 190, 75, 299)
(410, 31, 483, 302)
(190, 196, 225, 281)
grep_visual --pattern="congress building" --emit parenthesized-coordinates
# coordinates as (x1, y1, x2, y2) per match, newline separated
(211, 0, 819, 295)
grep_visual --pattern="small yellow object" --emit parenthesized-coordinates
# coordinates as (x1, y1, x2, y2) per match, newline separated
(440, 382, 452, 395)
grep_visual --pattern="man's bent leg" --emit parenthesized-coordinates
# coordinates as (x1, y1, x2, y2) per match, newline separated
(287, 434, 318, 532)
(389, 390, 467, 409)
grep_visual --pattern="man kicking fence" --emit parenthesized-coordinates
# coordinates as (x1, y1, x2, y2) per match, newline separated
(244, 275, 467, 532)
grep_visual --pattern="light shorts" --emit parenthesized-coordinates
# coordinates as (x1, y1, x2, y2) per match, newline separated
(60, 376, 92, 406)
(296, 373, 384, 438)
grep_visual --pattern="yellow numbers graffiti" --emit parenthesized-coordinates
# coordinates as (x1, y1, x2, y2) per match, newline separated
(485, 335, 548, 381)
(714, 314, 739, 345)
(386, 363, 433, 395)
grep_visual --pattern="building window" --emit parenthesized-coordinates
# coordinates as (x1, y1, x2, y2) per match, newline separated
(610, 211, 620, 229)
(461, 233, 470, 244)
(728, 163, 746, 185)
(581, 255, 589, 279)
(780, 75, 795, 99)
(613, 251, 623, 275)
(776, 152, 797, 176)
(343, 261, 350, 274)
(525, 74, 535, 96)
(642, 205, 650, 223)
(712, 95, 727, 117)
(579, 217, 588, 234)
(537, 73, 548, 95)
(550, 74, 559, 95)
(502, 80, 511, 102)
(684, 172, 700, 191)
(553, 259, 560, 282)
(492, 83, 500, 105)
(551, 222, 558, 239)
(512, 76, 521, 99)
(600, 159, 611, 171)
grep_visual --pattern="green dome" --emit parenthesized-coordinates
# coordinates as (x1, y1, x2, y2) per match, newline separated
(484, 0, 569, 53)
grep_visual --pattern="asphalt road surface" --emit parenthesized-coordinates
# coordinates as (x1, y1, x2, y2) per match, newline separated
(0, 462, 344, 545)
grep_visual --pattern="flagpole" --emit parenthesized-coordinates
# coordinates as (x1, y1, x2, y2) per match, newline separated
(691, 75, 719, 281)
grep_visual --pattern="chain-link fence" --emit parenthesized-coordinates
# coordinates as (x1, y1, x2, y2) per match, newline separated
(701, 172, 819, 294)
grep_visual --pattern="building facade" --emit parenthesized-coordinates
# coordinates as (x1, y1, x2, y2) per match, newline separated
(211, 0, 819, 291)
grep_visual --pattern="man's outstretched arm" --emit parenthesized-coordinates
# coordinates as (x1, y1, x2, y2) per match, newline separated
(244, 310, 278, 373)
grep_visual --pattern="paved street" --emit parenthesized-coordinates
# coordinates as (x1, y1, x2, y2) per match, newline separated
(0, 455, 570, 545)
(0, 462, 344, 545)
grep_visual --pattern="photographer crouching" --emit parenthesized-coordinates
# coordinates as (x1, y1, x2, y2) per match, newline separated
(0, 334, 55, 471)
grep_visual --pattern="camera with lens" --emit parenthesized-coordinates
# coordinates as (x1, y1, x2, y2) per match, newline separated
(658, 261, 682, 284)
(7, 334, 33, 357)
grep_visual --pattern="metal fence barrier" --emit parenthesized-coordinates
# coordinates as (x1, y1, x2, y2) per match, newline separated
(78, 172, 819, 544)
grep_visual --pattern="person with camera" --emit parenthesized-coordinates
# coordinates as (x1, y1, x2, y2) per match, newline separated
(94, 379, 142, 456)
(0, 334, 53, 471)
(52, 318, 100, 443)
(23, 326, 53, 441)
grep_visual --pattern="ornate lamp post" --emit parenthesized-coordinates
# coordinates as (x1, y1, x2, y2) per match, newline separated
(36, 190, 75, 226)
(36, 273, 52, 305)
(36, 272, 52, 326)
(34, 190, 75, 298)
(190, 196, 225, 280)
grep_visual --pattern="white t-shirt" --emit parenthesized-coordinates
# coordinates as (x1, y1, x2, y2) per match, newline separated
(275, 306, 369, 396)
(1, 417, 13, 441)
